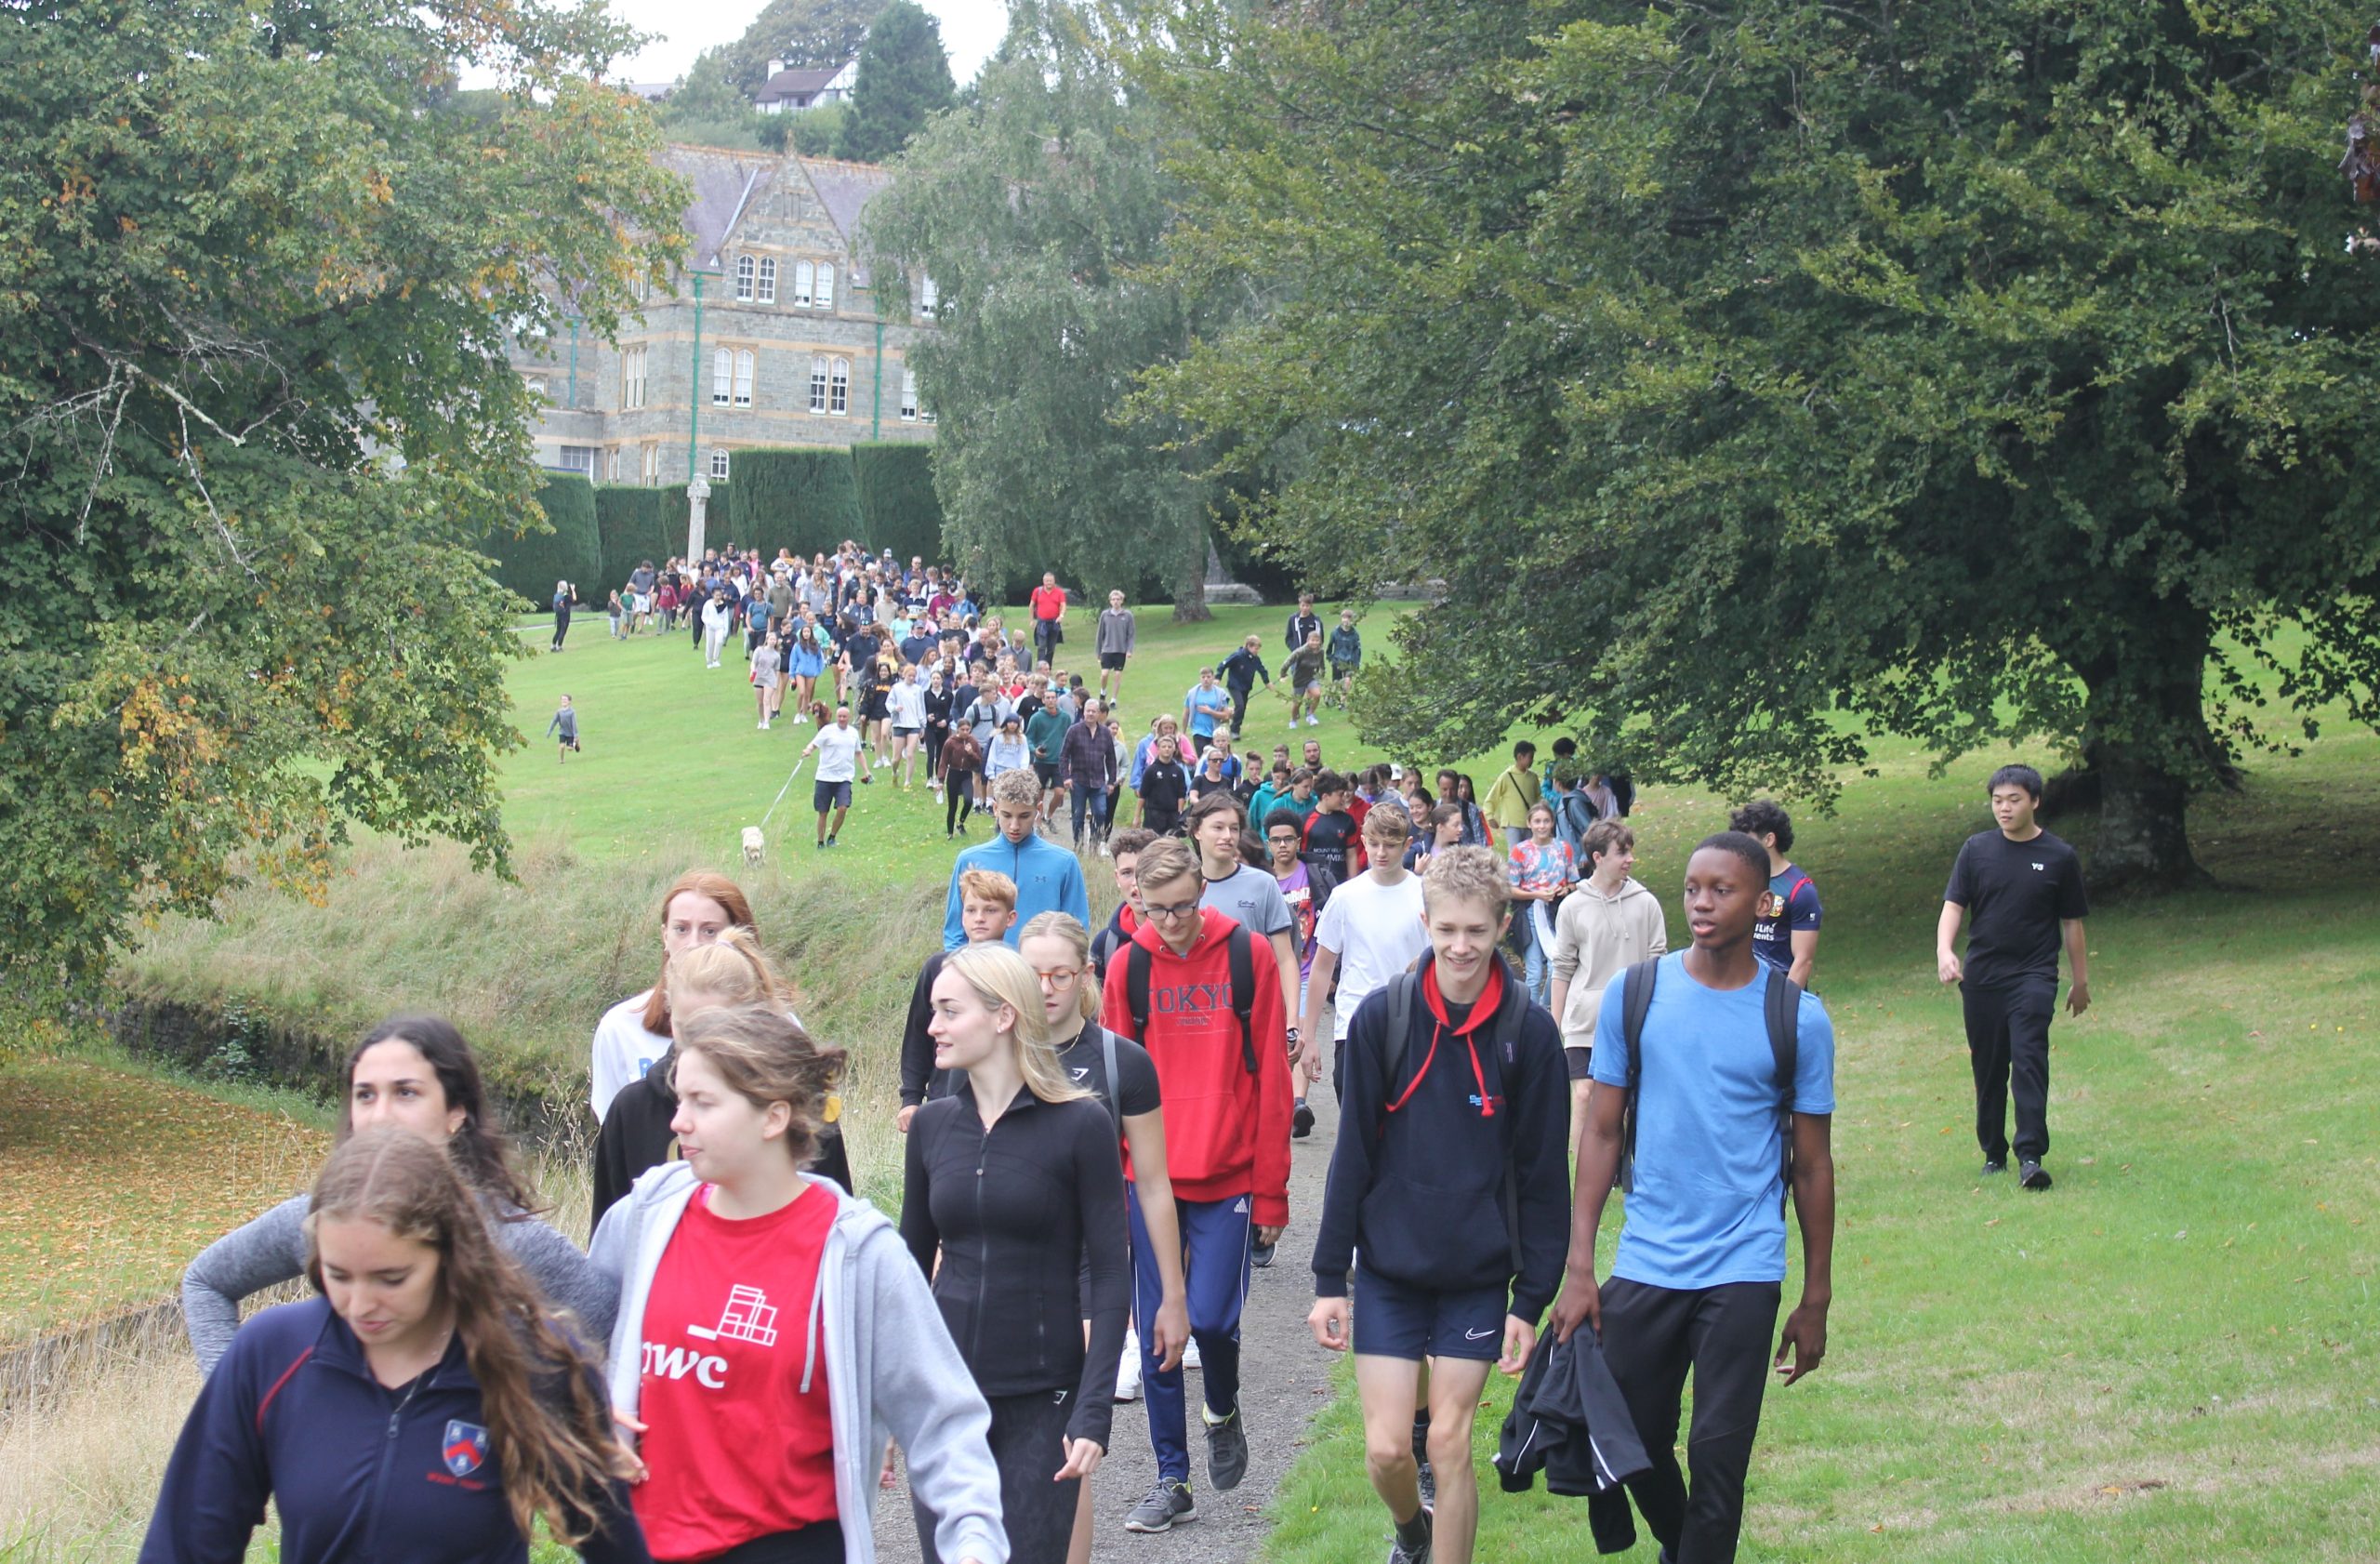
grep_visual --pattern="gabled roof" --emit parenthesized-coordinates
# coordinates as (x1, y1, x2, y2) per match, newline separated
(758, 64, 850, 101)
(794, 157, 894, 285)
(660, 145, 778, 272)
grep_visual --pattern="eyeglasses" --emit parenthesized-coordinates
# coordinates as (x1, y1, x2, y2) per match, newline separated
(1143, 898, 1202, 920)
(1031, 966, 1082, 989)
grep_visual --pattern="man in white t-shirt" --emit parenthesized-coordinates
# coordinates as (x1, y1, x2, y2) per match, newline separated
(800, 705, 872, 849)
(1300, 804, 1428, 1103)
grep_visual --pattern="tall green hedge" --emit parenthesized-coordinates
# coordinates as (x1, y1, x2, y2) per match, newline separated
(731, 449, 862, 560)
(484, 472, 602, 606)
(850, 443, 945, 566)
(593, 487, 671, 584)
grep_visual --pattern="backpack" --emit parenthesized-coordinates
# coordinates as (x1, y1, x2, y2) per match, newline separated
(1378, 971, 1529, 1273)
(1617, 958, 1800, 1213)
(1124, 924, 1261, 1075)
(1090, 1026, 1123, 1136)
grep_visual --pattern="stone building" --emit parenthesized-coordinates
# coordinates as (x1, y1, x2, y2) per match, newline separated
(514, 144, 936, 489)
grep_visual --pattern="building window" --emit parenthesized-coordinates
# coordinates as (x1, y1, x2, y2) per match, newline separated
(734, 349, 755, 408)
(900, 368, 919, 422)
(621, 346, 646, 409)
(631, 272, 649, 304)
(816, 262, 836, 311)
(711, 447, 731, 481)
(830, 356, 850, 416)
(712, 347, 733, 407)
(641, 443, 659, 485)
(558, 444, 597, 474)
(793, 260, 813, 308)
(606, 446, 622, 483)
(757, 258, 776, 304)
(917, 272, 938, 318)
(810, 353, 828, 413)
(734, 254, 755, 301)
(523, 374, 548, 398)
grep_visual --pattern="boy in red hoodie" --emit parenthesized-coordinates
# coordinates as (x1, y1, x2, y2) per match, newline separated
(1101, 837, 1293, 1534)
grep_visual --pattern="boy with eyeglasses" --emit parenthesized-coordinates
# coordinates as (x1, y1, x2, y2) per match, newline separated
(1102, 838, 1292, 1534)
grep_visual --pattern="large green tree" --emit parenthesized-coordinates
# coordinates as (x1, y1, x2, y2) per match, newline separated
(1130, 0, 2380, 889)
(862, 1, 1225, 616)
(835, 0, 958, 164)
(0, 0, 685, 1001)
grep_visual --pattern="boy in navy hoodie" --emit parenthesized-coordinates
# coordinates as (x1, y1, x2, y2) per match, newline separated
(1308, 846, 1570, 1564)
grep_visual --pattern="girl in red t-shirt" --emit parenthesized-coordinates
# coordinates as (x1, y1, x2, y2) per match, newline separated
(595, 1006, 1003, 1564)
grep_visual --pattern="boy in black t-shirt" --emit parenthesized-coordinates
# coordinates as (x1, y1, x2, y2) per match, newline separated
(1299, 771, 1366, 907)
(1936, 764, 2092, 1190)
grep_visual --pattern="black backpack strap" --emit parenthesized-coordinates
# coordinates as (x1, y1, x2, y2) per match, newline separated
(1100, 1026, 1122, 1137)
(1617, 957, 1659, 1195)
(1380, 972, 1415, 1091)
(1228, 924, 1258, 1074)
(1126, 943, 1151, 1041)
(1764, 966, 1801, 1213)
(1489, 977, 1528, 1275)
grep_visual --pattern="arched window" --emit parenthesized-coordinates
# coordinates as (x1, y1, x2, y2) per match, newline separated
(712, 347, 733, 406)
(829, 357, 851, 415)
(793, 260, 814, 308)
(710, 447, 731, 481)
(810, 354, 829, 413)
(815, 262, 836, 311)
(899, 368, 919, 422)
(734, 254, 755, 301)
(733, 349, 755, 408)
(917, 272, 939, 317)
(757, 258, 776, 304)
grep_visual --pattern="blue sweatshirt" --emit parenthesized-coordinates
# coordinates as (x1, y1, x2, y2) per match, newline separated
(942, 830, 1091, 949)
(1310, 949, 1572, 1322)
(140, 1296, 646, 1564)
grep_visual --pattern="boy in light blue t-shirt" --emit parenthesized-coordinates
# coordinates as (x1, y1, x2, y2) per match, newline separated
(1549, 830, 1836, 1564)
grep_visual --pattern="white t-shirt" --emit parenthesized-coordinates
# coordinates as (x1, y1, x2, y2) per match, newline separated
(590, 991, 668, 1119)
(1315, 870, 1430, 1040)
(808, 722, 865, 781)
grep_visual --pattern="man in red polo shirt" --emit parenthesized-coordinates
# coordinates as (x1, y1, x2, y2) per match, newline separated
(1029, 571, 1068, 669)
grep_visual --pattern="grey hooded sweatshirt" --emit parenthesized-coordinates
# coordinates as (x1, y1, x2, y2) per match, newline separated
(1545, 874, 1670, 1050)
(588, 1162, 1007, 1564)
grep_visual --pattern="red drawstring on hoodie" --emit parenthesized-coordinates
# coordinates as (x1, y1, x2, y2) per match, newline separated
(1384, 958, 1506, 1121)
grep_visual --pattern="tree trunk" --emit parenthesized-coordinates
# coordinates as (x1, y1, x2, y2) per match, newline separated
(1170, 513, 1212, 623)
(2070, 608, 2219, 895)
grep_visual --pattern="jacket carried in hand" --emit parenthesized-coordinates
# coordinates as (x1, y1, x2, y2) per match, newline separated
(1493, 1323, 1650, 1555)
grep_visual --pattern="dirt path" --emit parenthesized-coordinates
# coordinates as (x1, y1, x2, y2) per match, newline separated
(876, 1082, 1345, 1562)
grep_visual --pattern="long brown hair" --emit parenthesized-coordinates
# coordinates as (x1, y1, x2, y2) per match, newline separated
(640, 871, 758, 1035)
(341, 1015, 539, 1214)
(305, 1130, 623, 1545)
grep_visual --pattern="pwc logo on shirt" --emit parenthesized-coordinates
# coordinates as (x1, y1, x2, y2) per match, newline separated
(642, 1284, 781, 1391)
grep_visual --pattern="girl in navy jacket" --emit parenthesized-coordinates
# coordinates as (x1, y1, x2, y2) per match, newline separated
(142, 1128, 646, 1564)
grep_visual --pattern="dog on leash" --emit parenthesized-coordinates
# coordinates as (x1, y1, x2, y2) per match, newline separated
(741, 827, 766, 868)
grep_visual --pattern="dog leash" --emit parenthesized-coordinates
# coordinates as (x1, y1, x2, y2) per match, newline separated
(757, 755, 810, 833)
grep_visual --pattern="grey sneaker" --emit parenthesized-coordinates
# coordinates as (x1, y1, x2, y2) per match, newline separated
(1388, 1510, 1435, 1564)
(1205, 1399, 1250, 1491)
(1124, 1478, 1196, 1533)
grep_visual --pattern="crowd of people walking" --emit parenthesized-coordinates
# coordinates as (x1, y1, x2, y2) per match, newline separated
(149, 544, 2098, 1564)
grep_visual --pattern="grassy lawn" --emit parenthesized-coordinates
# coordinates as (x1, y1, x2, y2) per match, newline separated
(99, 597, 2380, 1561)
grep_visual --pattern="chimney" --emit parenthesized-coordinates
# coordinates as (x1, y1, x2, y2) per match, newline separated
(767, 57, 785, 78)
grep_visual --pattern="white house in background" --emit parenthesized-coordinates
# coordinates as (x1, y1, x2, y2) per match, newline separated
(755, 59, 857, 113)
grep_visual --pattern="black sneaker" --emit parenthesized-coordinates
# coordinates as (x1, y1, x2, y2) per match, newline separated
(1250, 1239, 1276, 1268)
(1387, 1512, 1434, 1564)
(1204, 1399, 1250, 1491)
(1124, 1478, 1196, 1533)
(1292, 1100, 1316, 1139)
(2018, 1160, 2053, 1191)
(1981, 1159, 2006, 1176)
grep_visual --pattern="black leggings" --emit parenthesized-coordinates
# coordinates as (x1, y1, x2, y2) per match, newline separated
(945, 769, 978, 831)
(914, 1386, 1076, 1564)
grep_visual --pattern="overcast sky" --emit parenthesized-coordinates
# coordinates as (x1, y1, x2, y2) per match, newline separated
(603, 0, 1006, 88)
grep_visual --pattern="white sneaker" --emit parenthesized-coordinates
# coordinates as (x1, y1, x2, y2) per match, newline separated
(1288, 719, 1298, 731)
(1183, 1336, 1202, 1370)
(1305, 714, 1320, 727)
(1116, 1332, 1143, 1402)
(758, 718, 768, 729)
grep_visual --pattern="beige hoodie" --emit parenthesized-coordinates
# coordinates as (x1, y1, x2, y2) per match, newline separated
(1547, 874, 1668, 1048)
